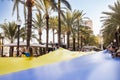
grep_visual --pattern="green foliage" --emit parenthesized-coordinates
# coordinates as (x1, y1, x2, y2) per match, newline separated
(101, 0, 120, 46)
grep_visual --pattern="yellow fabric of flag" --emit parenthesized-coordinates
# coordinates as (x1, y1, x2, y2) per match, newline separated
(0, 48, 94, 75)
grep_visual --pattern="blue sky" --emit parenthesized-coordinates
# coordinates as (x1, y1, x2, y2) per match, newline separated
(0, 0, 117, 35)
(68, 0, 117, 35)
(0, 0, 13, 23)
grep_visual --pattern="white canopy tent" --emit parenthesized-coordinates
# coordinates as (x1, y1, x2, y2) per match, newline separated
(4, 42, 52, 48)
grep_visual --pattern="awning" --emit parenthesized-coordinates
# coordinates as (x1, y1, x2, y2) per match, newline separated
(3, 42, 51, 48)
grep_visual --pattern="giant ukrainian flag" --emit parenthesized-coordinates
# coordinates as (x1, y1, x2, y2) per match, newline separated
(0, 48, 120, 80)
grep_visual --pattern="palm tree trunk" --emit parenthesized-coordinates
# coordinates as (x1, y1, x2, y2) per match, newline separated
(26, 0, 33, 48)
(58, 0, 61, 47)
(77, 37, 80, 49)
(73, 37, 76, 51)
(63, 34, 65, 44)
(77, 30, 80, 49)
(9, 47, 14, 57)
(81, 36, 83, 49)
(53, 29, 55, 44)
(39, 29, 42, 44)
(46, 14, 49, 53)
(67, 32, 70, 48)
(39, 31, 42, 55)
(9, 41, 14, 57)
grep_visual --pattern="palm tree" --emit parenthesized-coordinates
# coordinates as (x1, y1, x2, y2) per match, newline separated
(12, 0, 28, 43)
(26, 0, 34, 48)
(33, 12, 45, 55)
(101, 0, 120, 46)
(35, 0, 57, 52)
(61, 24, 67, 45)
(49, 16, 58, 44)
(58, 0, 71, 47)
(0, 22, 25, 56)
(12, 0, 37, 49)
(33, 12, 45, 44)
(0, 22, 17, 43)
(62, 10, 82, 49)
(81, 26, 93, 46)
(62, 10, 71, 48)
(35, 0, 71, 52)
(73, 11, 84, 50)
(77, 24, 82, 49)
(101, 23, 116, 46)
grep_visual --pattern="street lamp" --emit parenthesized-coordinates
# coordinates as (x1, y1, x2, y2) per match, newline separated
(0, 33, 4, 57)
(16, 18, 22, 56)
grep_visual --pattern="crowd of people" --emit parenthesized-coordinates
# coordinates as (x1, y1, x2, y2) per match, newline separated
(1, 43, 120, 58)
(103, 44, 120, 58)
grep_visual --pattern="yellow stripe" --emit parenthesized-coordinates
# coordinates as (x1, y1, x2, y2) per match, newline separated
(0, 48, 94, 75)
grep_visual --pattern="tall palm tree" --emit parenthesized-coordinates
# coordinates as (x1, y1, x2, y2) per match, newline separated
(33, 12, 45, 55)
(12, 0, 27, 42)
(62, 10, 71, 48)
(35, 0, 57, 52)
(12, 0, 37, 49)
(26, 0, 34, 48)
(58, 0, 71, 47)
